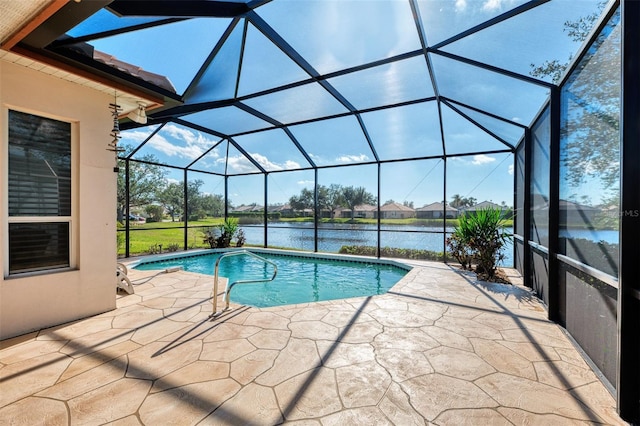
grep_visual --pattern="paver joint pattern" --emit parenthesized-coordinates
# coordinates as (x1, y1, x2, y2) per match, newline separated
(0, 260, 626, 425)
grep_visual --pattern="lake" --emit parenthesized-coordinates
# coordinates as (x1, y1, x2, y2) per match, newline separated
(237, 223, 620, 269)
(239, 222, 515, 267)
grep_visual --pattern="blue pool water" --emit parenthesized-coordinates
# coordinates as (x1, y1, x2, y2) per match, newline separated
(134, 251, 409, 308)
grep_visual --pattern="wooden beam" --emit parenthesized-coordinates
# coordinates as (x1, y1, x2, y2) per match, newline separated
(1, 0, 69, 50)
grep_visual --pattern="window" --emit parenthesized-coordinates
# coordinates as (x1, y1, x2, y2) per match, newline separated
(7, 110, 72, 275)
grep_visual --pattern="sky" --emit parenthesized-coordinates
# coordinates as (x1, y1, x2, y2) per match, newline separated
(94, 0, 604, 207)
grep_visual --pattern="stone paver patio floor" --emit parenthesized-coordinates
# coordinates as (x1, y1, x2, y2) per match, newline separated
(0, 259, 626, 425)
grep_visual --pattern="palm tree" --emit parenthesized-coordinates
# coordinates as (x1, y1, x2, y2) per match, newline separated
(342, 186, 376, 221)
(465, 197, 477, 208)
(450, 194, 463, 209)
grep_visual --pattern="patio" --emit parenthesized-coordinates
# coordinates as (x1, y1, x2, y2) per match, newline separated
(0, 260, 624, 425)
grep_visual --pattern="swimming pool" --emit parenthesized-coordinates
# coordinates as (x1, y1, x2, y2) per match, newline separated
(134, 250, 410, 308)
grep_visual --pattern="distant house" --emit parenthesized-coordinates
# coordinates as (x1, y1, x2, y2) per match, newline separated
(463, 201, 503, 212)
(268, 204, 294, 217)
(333, 207, 351, 219)
(416, 202, 458, 219)
(268, 204, 291, 212)
(353, 204, 377, 219)
(232, 203, 263, 213)
(528, 196, 601, 226)
(462, 201, 513, 219)
(380, 202, 416, 219)
(335, 205, 377, 219)
(559, 200, 601, 226)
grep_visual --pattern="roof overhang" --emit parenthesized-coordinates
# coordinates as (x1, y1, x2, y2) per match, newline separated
(1, 0, 178, 111)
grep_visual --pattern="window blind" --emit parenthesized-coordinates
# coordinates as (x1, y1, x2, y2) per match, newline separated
(8, 110, 72, 274)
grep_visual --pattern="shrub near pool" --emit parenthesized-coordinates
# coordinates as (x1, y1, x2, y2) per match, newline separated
(339, 245, 444, 261)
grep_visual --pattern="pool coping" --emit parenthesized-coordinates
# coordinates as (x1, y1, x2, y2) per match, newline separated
(124, 248, 415, 309)
(126, 247, 414, 273)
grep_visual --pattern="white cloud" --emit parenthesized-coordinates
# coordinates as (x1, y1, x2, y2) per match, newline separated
(284, 160, 302, 169)
(163, 124, 198, 145)
(226, 155, 256, 173)
(144, 124, 220, 160)
(307, 153, 329, 165)
(242, 153, 302, 171)
(204, 150, 221, 160)
(336, 154, 370, 164)
(297, 180, 314, 186)
(455, 0, 467, 12)
(482, 0, 503, 12)
(472, 154, 496, 165)
(251, 153, 283, 171)
(508, 164, 514, 175)
(225, 152, 302, 173)
(192, 155, 224, 171)
(146, 135, 181, 156)
(147, 135, 204, 160)
(121, 129, 154, 144)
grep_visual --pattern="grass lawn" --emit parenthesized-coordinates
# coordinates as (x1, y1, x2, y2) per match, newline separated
(125, 218, 224, 229)
(118, 219, 224, 256)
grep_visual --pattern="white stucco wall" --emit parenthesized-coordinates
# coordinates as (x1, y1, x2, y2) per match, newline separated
(0, 60, 117, 339)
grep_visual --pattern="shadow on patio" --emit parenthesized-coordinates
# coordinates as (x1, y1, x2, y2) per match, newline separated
(0, 260, 625, 425)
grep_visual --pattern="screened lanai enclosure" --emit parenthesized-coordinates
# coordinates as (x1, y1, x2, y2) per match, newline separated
(16, 0, 639, 422)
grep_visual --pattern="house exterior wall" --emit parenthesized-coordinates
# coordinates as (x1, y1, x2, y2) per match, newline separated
(559, 209, 599, 226)
(417, 211, 440, 219)
(0, 60, 116, 339)
(380, 210, 415, 219)
(353, 206, 376, 219)
(417, 210, 459, 219)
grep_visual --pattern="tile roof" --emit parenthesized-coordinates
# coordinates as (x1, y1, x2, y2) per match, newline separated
(417, 202, 458, 212)
(380, 202, 415, 212)
(93, 50, 176, 94)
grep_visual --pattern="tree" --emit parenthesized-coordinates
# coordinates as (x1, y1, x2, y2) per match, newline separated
(289, 184, 344, 217)
(323, 184, 346, 218)
(185, 179, 224, 220)
(403, 200, 414, 209)
(465, 197, 477, 208)
(289, 184, 373, 219)
(530, 5, 604, 84)
(144, 204, 164, 223)
(199, 193, 224, 217)
(341, 186, 376, 220)
(185, 179, 204, 220)
(156, 179, 224, 222)
(450, 194, 477, 209)
(158, 182, 183, 221)
(117, 147, 167, 222)
(450, 194, 464, 209)
(530, 3, 619, 204)
(289, 187, 314, 212)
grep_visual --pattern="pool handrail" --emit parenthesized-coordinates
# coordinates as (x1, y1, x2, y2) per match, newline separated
(211, 250, 278, 317)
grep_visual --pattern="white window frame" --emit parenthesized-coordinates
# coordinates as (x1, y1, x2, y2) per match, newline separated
(4, 108, 77, 277)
